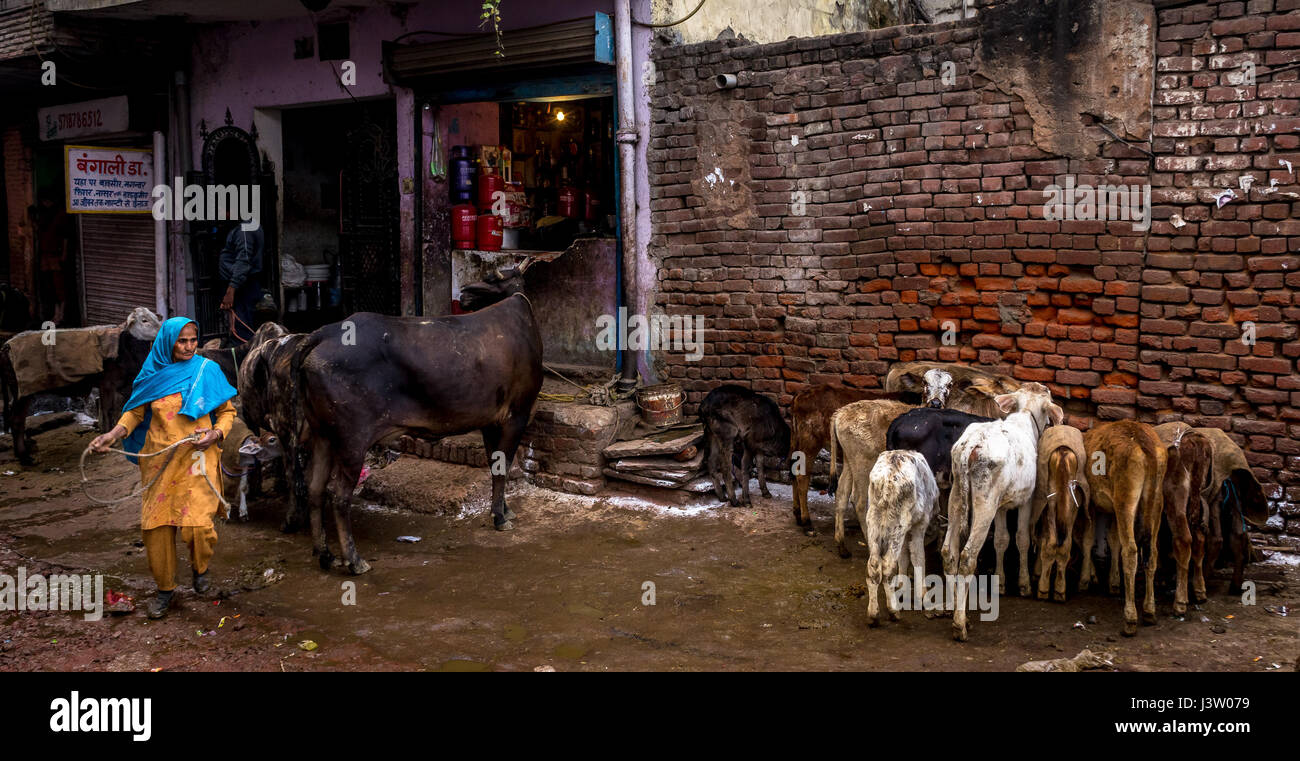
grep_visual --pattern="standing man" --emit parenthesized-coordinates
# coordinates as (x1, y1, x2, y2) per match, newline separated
(217, 223, 264, 342)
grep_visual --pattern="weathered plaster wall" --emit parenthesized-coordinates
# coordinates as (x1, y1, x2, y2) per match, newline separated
(649, 0, 972, 45)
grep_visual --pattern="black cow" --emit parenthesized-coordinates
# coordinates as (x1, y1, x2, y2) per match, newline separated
(699, 385, 791, 507)
(292, 264, 543, 574)
(238, 322, 310, 529)
(885, 407, 994, 488)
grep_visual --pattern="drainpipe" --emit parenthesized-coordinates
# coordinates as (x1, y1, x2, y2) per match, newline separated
(615, 0, 640, 391)
(171, 69, 193, 318)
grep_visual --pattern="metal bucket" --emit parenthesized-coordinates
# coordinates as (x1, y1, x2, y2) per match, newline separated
(636, 383, 684, 428)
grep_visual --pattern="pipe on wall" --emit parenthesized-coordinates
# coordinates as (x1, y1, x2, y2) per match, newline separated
(615, 0, 640, 390)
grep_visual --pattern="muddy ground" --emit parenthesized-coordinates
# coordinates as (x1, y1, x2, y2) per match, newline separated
(1, 417, 1297, 672)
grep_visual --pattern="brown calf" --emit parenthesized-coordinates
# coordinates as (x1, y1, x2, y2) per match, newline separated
(789, 386, 902, 529)
(1153, 423, 1214, 616)
(1081, 421, 1167, 637)
(1031, 425, 1090, 602)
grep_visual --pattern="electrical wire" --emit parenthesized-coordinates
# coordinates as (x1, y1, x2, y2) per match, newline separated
(634, 0, 707, 28)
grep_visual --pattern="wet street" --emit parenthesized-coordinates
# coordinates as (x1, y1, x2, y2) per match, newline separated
(2, 418, 1297, 672)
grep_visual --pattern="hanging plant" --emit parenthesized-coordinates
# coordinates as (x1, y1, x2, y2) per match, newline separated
(480, 0, 504, 57)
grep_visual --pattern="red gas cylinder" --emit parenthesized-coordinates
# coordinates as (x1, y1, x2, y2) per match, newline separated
(557, 185, 579, 219)
(477, 171, 504, 212)
(476, 214, 503, 251)
(451, 204, 477, 249)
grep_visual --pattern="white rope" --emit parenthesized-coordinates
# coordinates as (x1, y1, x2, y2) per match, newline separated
(80, 433, 230, 510)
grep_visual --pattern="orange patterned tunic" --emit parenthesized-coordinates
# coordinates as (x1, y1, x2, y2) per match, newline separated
(116, 393, 236, 531)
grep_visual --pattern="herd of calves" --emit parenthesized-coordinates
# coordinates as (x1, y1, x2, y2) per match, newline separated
(697, 361, 1270, 641)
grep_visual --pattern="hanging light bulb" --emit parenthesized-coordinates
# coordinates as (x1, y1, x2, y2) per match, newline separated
(556, 110, 566, 122)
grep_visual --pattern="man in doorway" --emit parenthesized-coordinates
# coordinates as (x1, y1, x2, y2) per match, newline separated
(217, 224, 264, 342)
(31, 189, 74, 325)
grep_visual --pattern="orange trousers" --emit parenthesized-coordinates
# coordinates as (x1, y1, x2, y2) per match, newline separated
(142, 525, 218, 591)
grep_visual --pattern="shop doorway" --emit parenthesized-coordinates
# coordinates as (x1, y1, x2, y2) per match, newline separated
(279, 99, 398, 333)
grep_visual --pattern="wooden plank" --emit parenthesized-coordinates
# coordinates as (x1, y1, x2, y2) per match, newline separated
(608, 451, 704, 472)
(602, 426, 702, 458)
(603, 468, 715, 492)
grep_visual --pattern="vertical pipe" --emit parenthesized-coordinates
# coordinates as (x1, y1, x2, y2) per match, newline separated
(171, 69, 194, 319)
(414, 100, 424, 316)
(152, 129, 167, 317)
(615, 0, 640, 389)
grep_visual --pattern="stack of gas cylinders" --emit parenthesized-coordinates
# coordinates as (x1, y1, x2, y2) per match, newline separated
(450, 145, 531, 251)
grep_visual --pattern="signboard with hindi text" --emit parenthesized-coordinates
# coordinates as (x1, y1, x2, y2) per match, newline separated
(64, 145, 153, 214)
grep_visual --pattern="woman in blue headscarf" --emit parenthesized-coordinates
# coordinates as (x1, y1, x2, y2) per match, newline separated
(90, 317, 238, 619)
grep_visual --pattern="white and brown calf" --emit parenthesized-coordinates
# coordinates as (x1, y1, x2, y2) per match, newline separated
(219, 416, 284, 521)
(942, 382, 1063, 641)
(864, 450, 940, 627)
(828, 399, 914, 559)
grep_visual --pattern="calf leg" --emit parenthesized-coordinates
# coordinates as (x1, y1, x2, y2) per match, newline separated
(993, 509, 1010, 595)
(756, 454, 771, 498)
(953, 494, 997, 642)
(1054, 524, 1072, 602)
(1107, 521, 1123, 595)
(739, 448, 754, 506)
(793, 470, 811, 527)
(1169, 506, 1192, 616)
(1190, 521, 1208, 604)
(1015, 501, 1032, 597)
(833, 464, 854, 559)
(1116, 508, 1140, 636)
(723, 437, 741, 507)
(1143, 509, 1160, 625)
(865, 521, 884, 627)
(1079, 515, 1097, 592)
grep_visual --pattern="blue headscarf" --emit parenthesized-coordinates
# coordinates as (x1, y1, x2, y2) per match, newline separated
(120, 316, 237, 460)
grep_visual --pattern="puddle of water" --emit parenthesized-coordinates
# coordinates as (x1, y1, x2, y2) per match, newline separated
(503, 623, 527, 643)
(436, 659, 493, 672)
(552, 642, 587, 660)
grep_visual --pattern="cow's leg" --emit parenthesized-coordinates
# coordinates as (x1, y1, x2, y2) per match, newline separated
(329, 457, 370, 575)
(238, 474, 250, 521)
(1203, 501, 1223, 592)
(1037, 518, 1055, 602)
(1169, 501, 1192, 617)
(883, 528, 907, 623)
(1079, 514, 1097, 592)
(993, 508, 1009, 595)
(306, 441, 333, 570)
(739, 448, 754, 506)
(479, 424, 513, 529)
(1015, 501, 1032, 597)
(12, 395, 33, 465)
(494, 411, 529, 526)
(834, 463, 853, 559)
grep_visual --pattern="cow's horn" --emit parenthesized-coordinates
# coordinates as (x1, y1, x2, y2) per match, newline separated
(517, 256, 536, 273)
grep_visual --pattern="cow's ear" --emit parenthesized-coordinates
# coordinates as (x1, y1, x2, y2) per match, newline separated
(1047, 403, 1064, 426)
(994, 393, 1018, 414)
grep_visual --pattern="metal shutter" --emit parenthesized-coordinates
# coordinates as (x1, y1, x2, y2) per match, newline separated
(80, 214, 155, 326)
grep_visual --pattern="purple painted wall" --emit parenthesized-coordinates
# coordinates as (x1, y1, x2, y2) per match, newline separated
(187, 0, 655, 359)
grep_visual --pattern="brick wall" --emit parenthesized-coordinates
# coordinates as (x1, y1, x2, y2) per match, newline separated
(1149, 0, 1300, 528)
(648, 0, 1300, 526)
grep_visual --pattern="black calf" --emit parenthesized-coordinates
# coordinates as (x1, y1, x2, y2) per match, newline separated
(699, 385, 791, 506)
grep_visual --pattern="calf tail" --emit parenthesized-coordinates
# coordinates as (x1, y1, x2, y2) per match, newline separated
(829, 419, 840, 485)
